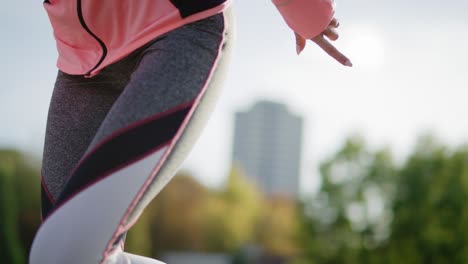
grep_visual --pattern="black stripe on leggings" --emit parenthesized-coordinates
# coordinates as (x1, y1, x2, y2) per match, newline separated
(170, 0, 226, 18)
(41, 185, 54, 220)
(54, 105, 192, 207)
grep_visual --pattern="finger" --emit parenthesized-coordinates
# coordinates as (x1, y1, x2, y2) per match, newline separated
(329, 18, 340, 28)
(324, 27, 339, 41)
(295, 32, 306, 55)
(312, 35, 352, 66)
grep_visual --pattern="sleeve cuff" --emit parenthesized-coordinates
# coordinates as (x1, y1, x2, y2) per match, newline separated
(272, 0, 336, 39)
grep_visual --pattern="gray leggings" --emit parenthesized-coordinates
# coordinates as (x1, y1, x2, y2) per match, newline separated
(31, 10, 233, 264)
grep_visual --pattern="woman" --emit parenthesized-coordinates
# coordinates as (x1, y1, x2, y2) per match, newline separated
(30, 0, 351, 263)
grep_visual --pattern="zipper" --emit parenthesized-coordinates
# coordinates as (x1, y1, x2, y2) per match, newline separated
(77, 0, 107, 76)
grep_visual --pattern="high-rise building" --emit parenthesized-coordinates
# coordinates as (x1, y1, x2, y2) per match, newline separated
(232, 100, 303, 198)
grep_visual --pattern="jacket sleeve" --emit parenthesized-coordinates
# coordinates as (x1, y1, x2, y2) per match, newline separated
(272, 0, 335, 39)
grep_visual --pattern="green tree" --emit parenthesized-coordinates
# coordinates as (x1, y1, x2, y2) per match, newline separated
(0, 149, 41, 264)
(256, 196, 301, 257)
(387, 136, 468, 263)
(202, 166, 262, 252)
(125, 166, 306, 260)
(125, 206, 153, 256)
(298, 134, 468, 263)
(298, 136, 397, 263)
(127, 172, 208, 257)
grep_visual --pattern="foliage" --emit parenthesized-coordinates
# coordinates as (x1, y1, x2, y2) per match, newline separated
(0, 149, 41, 264)
(256, 197, 301, 257)
(126, 167, 299, 257)
(201, 167, 262, 252)
(298, 135, 468, 263)
(127, 172, 209, 256)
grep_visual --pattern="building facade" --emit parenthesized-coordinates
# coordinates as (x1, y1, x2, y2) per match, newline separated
(232, 101, 303, 197)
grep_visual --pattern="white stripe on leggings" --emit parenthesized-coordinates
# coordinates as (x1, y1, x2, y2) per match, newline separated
(29, 147, 168, 264)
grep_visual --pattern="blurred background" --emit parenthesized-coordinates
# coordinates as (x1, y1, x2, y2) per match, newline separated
(1, 0, 468, 263)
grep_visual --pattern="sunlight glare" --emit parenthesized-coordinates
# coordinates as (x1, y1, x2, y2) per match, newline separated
(344, 25, 386, 69)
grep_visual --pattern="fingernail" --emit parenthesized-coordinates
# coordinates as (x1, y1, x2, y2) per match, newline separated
(344, 60, 353, 67)
(296, 45, 302, 55)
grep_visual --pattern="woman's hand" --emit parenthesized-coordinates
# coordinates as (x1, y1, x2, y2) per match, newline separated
(295, 18, 352, 67)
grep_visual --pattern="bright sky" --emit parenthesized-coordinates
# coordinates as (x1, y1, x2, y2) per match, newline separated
(1, 1, 467, 194)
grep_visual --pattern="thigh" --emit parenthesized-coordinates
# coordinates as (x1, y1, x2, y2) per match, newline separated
(41, 71, 126, 217)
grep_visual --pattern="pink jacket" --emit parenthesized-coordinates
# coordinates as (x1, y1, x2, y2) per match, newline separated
(43, 0, 334, 77)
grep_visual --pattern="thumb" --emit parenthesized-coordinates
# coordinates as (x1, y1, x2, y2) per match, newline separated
(295, 32, 306, 55)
